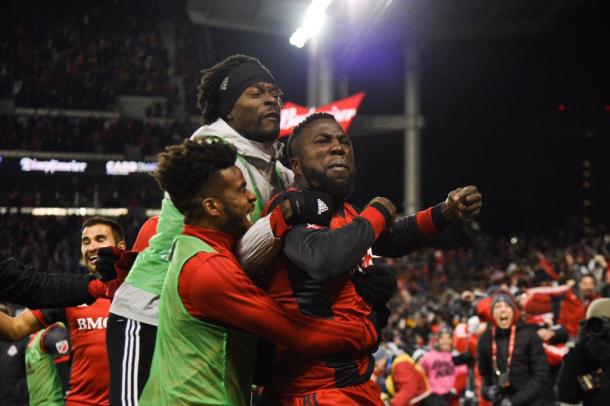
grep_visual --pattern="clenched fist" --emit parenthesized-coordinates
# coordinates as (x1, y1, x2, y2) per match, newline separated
(442, 185, 482, 221)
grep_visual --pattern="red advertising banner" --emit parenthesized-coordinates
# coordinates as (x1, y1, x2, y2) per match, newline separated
(279, 92, 365, 137)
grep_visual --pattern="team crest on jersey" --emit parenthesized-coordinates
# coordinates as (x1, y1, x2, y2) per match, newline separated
(55, 339, 69, 354)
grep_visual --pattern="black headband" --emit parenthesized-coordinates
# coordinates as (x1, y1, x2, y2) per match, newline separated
(218, 61, 278, 118)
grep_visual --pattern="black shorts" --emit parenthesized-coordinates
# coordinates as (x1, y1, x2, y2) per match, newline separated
(106, 312, 157, 406)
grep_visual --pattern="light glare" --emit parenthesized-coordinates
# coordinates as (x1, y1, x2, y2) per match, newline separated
(289, 0, 333, 48)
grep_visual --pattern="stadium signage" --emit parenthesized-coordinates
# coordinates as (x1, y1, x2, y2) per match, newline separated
(20, 157, 87, 174)
(106, 160, 158, 176)
(279, 92, 365, 137)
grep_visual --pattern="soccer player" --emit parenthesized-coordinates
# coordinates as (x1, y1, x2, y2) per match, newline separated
(108, 54, 299, 405)
(25, 322, 70, 406)
(0, 217, 127, 406)
(259, 113, 483, 405)
(138, 138, 381, 405)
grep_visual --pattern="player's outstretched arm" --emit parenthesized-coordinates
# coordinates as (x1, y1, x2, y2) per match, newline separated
(0, 309, 42, 341)
(180, 252, 379, 354)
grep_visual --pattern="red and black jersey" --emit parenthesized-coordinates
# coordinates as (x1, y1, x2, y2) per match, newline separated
(261, 192, 447, 399)
(31, 298, 111, 406)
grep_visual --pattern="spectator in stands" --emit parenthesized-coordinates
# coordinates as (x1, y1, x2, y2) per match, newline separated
(523, 273, 601, 338)
(419, 330, 466, 405)
(374, 346, 432, 406)
(478, 293, 549, 406)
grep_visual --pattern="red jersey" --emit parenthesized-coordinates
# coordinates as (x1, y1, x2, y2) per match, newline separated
(263, 203, 377, 398)
(32, 298, 111, 406)
(261, 199, 442, 401)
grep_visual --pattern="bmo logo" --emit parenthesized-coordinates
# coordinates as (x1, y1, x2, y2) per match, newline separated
(76, 317, 108, 330)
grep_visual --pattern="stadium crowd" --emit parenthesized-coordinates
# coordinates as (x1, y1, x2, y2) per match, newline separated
(0, 0, 174, 110)
(0, 115, 195, 155)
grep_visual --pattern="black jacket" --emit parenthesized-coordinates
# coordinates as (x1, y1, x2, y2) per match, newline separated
(478, 322, 550, 406)
(556, 339, 610, 406)
(0, 337, 29, 405)
(0, 257, 95, 309)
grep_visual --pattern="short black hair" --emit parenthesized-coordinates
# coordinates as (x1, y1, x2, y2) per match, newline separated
(81, 217, 125, 244)
(154, 138, 237, 223)
(197, 54, 262, 125)
(286, 112, 337, 160)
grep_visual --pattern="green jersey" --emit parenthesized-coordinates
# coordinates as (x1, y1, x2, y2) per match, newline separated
(25, 324, 68, 406)
(139, 235, 258, 405)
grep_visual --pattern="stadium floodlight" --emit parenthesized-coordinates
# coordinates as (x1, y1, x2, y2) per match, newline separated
(289, 0, 334, 48)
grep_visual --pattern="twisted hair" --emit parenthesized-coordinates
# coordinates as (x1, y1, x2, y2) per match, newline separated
(196, 54, 261, 125)
(287, 112, 337, 159)
(154, 138, 237, 223)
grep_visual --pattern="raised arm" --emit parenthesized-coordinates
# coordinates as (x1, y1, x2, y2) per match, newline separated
(0, 258, 96, 309)
(0, 309, 43, 341)
(283, 200, 392, 283)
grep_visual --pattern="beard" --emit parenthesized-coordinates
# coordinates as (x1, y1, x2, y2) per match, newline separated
(301, 165, 355, 204)
(220, 201, 252, 239)
(242, 121, 279, 143)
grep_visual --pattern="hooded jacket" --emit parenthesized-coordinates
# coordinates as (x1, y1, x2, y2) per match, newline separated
(477, 294, 550, 406)
(111, 118, 293, 325)
(191, 118, 293, 215)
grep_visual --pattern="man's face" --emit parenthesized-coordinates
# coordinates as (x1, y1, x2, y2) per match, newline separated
(438, 332, 453, 352)
(216, 166, 257, 238)
(227, 82, 281, 142)
(579, 276, 597, 300)
(492, 301, 514, 329)
(292, 118, 356, 202)
(81, 224, 125, 273)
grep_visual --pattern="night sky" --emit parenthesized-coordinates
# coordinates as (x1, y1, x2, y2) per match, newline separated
(171, 1, 610, 236)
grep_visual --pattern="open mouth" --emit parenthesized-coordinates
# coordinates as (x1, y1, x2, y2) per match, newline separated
(88, 255, 98, 265)
(328, 160, 349, 170)
(263, 111, 280, 121)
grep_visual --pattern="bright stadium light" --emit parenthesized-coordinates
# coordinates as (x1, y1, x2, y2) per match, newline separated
(289, 0, 334, 48)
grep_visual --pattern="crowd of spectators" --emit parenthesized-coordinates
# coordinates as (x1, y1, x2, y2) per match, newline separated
(381, 227, 609, 350)
(372, 225, 610, 405)
(0, 114, 196, 155)
(0, 181, 162, 210)
(173, 17, 204, 116)
(0, 0, 175, 110)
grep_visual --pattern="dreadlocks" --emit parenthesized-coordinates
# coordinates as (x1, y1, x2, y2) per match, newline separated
(196, 54, 261, 125)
